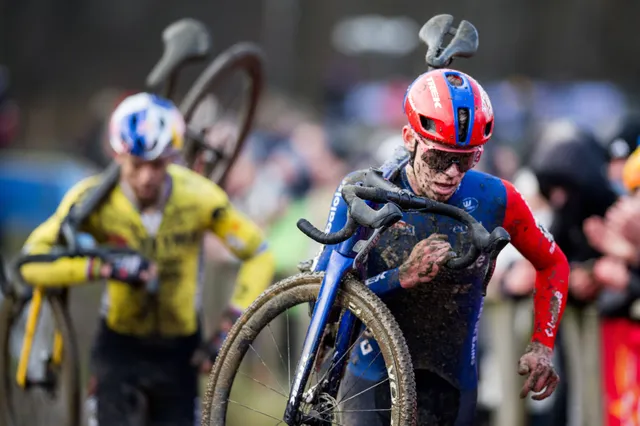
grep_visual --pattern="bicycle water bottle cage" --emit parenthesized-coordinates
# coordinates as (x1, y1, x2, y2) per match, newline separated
(146, 18, 212, 88)
(419, 14, 479, 70)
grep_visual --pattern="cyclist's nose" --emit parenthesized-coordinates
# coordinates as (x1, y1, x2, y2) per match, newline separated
(442, 163, 463, 177)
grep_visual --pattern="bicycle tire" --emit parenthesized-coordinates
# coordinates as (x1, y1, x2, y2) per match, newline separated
(179, 42, 265, 187)
(201, 272, 417, 426)
(0, 293, 80, 426)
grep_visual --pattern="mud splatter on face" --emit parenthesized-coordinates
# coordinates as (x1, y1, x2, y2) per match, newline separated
(405, 138, 467, 202)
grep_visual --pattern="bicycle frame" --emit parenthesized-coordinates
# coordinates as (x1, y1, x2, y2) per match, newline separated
(14, 287, 64, 389)
(284, 206, 378, 424)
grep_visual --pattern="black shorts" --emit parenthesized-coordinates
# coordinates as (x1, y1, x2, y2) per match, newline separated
(339, 368, 477, 426)
(91, 322, 200, 426)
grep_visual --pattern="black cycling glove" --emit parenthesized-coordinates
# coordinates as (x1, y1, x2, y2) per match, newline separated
(104, 253, 151, 286)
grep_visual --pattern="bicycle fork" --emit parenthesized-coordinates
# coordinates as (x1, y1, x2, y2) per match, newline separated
(283, 250, 356, 425)
(15, 288, 64, 389)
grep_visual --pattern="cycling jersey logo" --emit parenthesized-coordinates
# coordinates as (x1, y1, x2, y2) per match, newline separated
(545, 290, 564, 338)
(426, 76, 442, 109)
(365, 271, 388, 286)
(461, 197, 479, 213)
(471, 302, 484, 366)
(392, 220, 415, 236)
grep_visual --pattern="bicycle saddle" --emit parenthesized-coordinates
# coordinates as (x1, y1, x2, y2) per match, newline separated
(146, 18, 212, 89)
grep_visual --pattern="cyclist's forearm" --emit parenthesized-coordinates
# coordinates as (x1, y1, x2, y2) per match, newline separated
(229, 248, 275, 310)
(365, 268, 402, 297)
(20, 257, 98, 287)
(531, 257, 569, 349)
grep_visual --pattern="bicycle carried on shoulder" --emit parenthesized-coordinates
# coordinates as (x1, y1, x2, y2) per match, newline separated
(0, 17, 265, 426)
(200, 14, 510, 426)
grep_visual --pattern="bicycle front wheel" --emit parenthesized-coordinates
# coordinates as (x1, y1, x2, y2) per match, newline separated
(0, 292, 80, 426)
(202, 272, 417, 426)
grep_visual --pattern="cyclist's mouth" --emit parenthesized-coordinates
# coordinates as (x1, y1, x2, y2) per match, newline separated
(433, 182, 457, 195)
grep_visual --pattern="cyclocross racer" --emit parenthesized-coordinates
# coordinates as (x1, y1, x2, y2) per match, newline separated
(313, 69, 570, 425)
(19, 92, 275, 426)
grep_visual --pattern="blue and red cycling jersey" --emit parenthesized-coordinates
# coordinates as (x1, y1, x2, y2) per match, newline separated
(312, 152, 569, 391)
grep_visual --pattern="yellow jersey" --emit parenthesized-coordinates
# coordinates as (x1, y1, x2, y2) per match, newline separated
(20, 164, 275, 337)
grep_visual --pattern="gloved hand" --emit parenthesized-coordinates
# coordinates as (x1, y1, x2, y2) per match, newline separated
(91, 253, 155, 287)
(194, 306, 242, 374)
(398, 234, 455, 289)
(518, 342, 559, 400)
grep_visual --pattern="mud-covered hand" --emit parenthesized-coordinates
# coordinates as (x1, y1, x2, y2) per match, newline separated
(398, 234, 456, 289)
(518, 342, 559, 400)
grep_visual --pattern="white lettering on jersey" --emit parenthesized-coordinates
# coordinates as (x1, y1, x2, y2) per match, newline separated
(545, 290, 564, 338)
(365, 271, 388, 286)
(471, 301, 484, 366)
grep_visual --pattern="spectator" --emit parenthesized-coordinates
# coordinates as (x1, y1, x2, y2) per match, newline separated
(582, 146, 640, 425)
(605, 116, 640, 194)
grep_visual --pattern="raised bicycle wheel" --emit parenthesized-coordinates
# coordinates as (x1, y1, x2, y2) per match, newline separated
(0, 292, 80, 426)
(179, 42, 264, 186)
(202, 272, 417, 426)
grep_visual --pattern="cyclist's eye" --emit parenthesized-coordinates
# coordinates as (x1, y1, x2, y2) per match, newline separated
(424, 151, 475, 172)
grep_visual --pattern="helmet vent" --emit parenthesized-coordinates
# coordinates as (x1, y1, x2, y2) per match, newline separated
(457, 108, 470, 142)
(446, 74, 464, 87)
(484, 120, 493, 137)
(419, 114, 436, 133)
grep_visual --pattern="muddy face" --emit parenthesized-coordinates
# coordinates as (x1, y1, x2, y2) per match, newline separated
(405, 151, 466, 202)
(401, 126, 473, 202)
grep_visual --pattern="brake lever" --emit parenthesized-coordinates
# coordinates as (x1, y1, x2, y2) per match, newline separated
(353, 226, 389, 272)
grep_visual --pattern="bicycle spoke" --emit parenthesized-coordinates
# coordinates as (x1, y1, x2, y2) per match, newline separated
(303, 413, 346, 426)
(248, 343, 287, 395)
(316, 377, 392, 419)
(338, 349, 383, 401)
(333, 377, 390, 408)
(237, 371, 287, 398)
(315, 327, 366, 387)
(265, 323, 288, 389)
(227, 399, 283, 423)
(333, 408, 392, 413)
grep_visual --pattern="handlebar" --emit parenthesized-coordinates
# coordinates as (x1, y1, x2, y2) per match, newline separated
(296, 170, 511, 270)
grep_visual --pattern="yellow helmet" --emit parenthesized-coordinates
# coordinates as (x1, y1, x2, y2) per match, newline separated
(623, 146, 640, 192)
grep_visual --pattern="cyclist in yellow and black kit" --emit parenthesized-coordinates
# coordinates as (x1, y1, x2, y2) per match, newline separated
(20, 92, 275, 426)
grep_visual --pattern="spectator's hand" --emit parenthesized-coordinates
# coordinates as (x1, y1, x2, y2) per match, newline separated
(398, 234, 456, 289)
(593, 256, 630, 291)
(569, 265, 599, 300)
(503, 259, 536, 296)
(583, 216, 636, 262)
(606, 197, 640, 250)
(518, 342, 559, 400)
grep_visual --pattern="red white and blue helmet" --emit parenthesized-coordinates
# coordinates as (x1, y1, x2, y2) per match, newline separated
(403, 69, 494, 147)
(109, 92, 185, 160)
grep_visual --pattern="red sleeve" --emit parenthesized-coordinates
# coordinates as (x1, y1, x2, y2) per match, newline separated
(501, 179, 570, 350)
